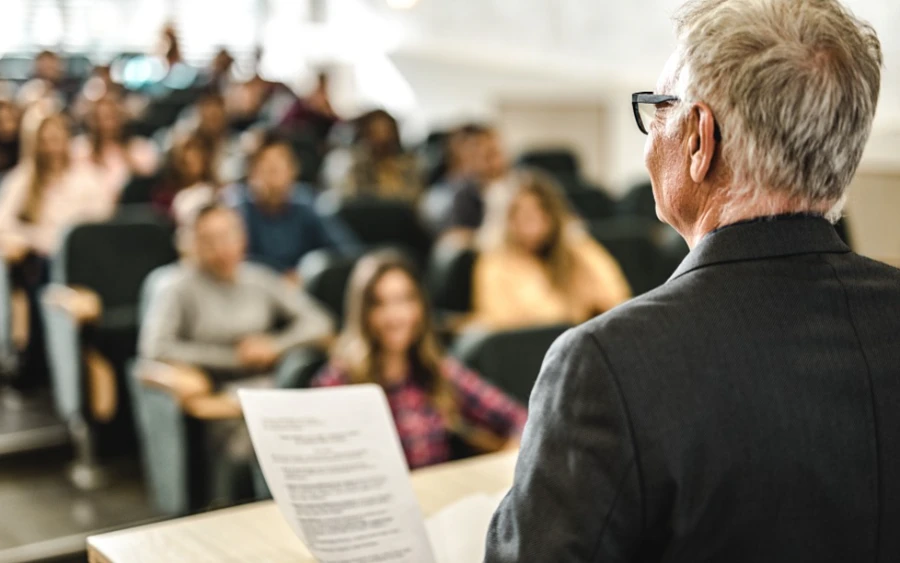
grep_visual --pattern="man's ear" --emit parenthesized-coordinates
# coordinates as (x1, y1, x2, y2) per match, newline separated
(687, 102, 717, 183)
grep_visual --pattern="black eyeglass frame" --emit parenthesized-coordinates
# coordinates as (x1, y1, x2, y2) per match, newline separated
(632, 91, 722, 141)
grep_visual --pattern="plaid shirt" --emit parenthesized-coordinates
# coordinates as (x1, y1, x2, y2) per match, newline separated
(312, 358, 527, 469)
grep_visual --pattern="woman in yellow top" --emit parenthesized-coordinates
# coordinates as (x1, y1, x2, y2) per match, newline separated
(472, 169, 631, 329)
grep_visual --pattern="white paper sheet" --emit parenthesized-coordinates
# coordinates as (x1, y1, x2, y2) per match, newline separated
(426, 490, 509, 563)
(239, 385, 437, 563)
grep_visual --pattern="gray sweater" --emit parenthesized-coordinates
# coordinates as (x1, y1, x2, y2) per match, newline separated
(139, 263, 334, 372)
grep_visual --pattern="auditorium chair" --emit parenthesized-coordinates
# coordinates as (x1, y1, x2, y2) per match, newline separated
(128, 265, 330, 515)
(452, 324, 571, 405)
(298, 249, 360, 325)
(618, 180, 658, 219)
(317, 197, 433, 268)
(39, 215, 177, 489)
(427, 241, 477, 314)
(119, 173, 163, 206)
(517, 148, 605, 196)
(589, 216, 676, 296)
(0, 259, 14, 381)
(567, 188, 617, 220)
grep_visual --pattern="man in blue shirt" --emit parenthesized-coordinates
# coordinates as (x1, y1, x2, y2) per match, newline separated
(234, 135, 358, 281)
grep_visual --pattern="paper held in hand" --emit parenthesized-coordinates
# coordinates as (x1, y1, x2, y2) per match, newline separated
(239, 385, 505, 563)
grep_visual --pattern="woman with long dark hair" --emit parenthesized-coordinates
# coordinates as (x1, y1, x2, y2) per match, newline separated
(312, 250, 526, 469)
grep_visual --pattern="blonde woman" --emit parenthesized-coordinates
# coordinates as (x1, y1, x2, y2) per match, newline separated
(312, 250, 525, 469)
(472, 169, 631, 329)
(0, 107, 111, 388)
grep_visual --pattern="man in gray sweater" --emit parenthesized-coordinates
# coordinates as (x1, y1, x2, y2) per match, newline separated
(139, 204, 334, 386)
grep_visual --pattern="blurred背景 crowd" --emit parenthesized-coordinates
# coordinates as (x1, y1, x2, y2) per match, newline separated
(0, 24, 671, 514)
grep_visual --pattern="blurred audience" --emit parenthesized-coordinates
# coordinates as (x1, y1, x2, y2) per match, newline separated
(472, 169, 630, 329)
(312, 250, 526, 470)
(153, 134, 219, 222)
(191, 91, 243, 184)
(32, 50, 64, 90)
(72, 95, 159, 198)
(328, 109, 421, 201)
(0, 100, 21, 174)
(234, 134, 359, 281)
(139, 204, 334, 388)
(279, 71, 338, 144)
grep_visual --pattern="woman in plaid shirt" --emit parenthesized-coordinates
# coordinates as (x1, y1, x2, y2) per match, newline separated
(312, 250, 527, 469)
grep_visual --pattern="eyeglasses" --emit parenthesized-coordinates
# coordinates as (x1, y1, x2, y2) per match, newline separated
(632, 91, 722, 141)
(632, 92, 679, 135)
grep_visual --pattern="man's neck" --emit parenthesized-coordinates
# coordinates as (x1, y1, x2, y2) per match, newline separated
(678, 191, 831, 249)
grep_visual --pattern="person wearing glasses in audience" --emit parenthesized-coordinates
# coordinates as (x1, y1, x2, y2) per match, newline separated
(472, 168, 630, 329)
(138, 204, 334, 404)
(312, 250, 526, 470)
(486, 1, 900, 562)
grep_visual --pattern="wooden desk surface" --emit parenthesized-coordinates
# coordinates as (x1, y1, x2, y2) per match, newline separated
(87, 450, 518, 563)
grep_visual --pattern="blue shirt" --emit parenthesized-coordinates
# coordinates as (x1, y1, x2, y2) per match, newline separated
(235, 187, 360, 272)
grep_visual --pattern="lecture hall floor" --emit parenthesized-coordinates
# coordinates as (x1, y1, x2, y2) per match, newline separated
(0, 389, 159, 563)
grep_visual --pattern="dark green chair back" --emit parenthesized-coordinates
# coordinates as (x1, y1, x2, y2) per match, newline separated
(618, 180, 657, 218)
(427, 243, 477, 313)
(53, 218, 178, 329)
(452, 324, 571, 404)
(588, 217, 667, 296)
(325, 197, 433, 267)
(299, 249, 359, 324)
(567, 188, 616, 220)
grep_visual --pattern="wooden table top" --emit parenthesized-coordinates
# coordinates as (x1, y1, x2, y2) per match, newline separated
(87, 450, 518, 563)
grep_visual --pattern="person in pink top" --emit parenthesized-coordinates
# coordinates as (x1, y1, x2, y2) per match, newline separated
(71, 95, 159, 202)
(0, 109, 112, 381)
(312, 250, 526, 470)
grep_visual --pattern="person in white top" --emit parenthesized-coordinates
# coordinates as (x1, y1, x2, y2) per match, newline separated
(71, 95, 159, 203)
(0, 109, 112, 260)
(0, 108, 113, 379)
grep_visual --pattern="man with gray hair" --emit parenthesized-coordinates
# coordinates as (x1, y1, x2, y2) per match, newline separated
(485, 1, 900, 561)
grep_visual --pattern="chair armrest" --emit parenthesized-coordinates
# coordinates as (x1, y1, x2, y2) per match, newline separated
(42, 284, 102, 325)
(135, 360, 242, 421)
(39, 287, 83, 420)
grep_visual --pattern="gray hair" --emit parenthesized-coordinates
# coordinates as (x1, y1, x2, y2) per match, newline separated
(669, 0, 882, 221)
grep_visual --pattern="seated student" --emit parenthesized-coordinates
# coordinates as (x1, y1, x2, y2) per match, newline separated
(330, 109, 422, 202)
(234, 135, 359, 281)
(472, 169, 631, 329)
(71, 94, 159, 201)
(153, 134, 220, 223)
(439, 125, 511, 244)
(312, 250, 526, 470)
(138, 204, 334, 389)
(0, 108, 111, 381)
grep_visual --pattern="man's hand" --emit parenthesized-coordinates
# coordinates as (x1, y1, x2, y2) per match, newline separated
(236, 335, 280, 370)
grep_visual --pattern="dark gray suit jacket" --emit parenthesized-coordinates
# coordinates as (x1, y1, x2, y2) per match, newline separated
(485, 216, 900, 563)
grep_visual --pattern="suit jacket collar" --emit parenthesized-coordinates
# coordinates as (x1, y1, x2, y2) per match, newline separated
(669, 215, 850, 282)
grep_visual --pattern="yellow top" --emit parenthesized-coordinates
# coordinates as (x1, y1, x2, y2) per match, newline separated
(472, 236, 631, 330)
